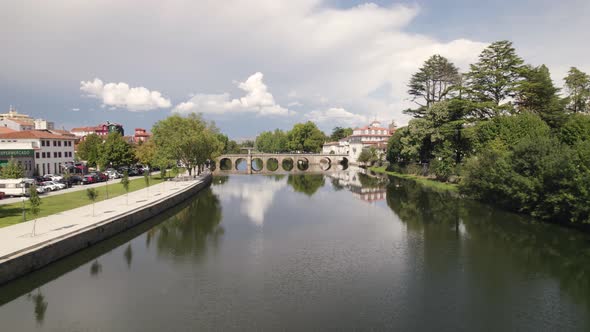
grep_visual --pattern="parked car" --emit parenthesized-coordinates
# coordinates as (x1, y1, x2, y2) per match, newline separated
(106, 170, 122, 179)
(95, 172, 108, 182)
(82, 174, 98, 185)
(42, 181, 59, 191)
(43, 174, 63, 182)
(67, 175, 84, 185)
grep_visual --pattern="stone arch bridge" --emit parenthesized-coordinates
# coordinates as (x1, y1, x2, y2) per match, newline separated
(214, 153, 349, 174)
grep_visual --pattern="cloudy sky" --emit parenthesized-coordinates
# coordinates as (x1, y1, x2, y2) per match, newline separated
(1, 0, 588, 138)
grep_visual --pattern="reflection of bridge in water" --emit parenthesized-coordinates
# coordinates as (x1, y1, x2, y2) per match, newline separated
(214, 153, 349, 174)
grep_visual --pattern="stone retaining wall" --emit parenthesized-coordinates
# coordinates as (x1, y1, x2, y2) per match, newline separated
(0, 174, 212, 285)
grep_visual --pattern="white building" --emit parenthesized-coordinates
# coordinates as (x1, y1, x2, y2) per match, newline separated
(0, 118, 34, 131)
(0, 107, 54, 131)
(0, 130, 76, 175)
(34, 119, 55, 130)
(323, 120, 394, 164)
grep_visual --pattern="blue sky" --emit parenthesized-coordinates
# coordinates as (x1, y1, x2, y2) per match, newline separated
(1, 0, 588, 139)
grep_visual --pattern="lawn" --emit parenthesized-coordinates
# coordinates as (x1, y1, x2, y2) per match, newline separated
(0, 174, 167, 229)
(369, 166, 459, 192)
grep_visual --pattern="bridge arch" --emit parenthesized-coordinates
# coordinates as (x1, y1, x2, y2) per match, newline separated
(252, 158, 263, 172)
(282, 158, 294, 171)
(296, 157, 309, 171)
(319, 157, 331, 171)
(235, 158, 247, 171)
(266, 158, 279, 172)
(219, 158, 232, 171)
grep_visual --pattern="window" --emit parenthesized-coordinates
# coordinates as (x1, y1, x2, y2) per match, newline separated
(54, 152, 57, 158)
(41, 140, 45, 147)
(41, 152, 45, 158)
(58, 152, 62, 158)
(53, 140, 56, 146)
(58, 141, 62, 147)
(36, 152, 40, 158)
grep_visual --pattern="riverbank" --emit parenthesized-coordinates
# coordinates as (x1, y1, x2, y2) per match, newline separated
(0, 174, 172, 228)
(0, 172, 212, 285)
(369, 166, 458, 192)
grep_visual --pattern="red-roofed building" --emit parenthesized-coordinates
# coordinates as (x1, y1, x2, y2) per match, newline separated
(0, 130, 76, 175)
(323, 120, 396, 163)
(133, 128, 151, 143)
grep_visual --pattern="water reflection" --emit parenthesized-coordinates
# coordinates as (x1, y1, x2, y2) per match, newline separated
(151, 189, 224, 260)
(385, 175, 590, 310)
(90, 260, 102, 277)
(27, 289, 47, 325)
(328, 167, 388, 203)
(286, 174, 325, 196)
(212, 176, 285, 226)
(124, 244, 133, 268)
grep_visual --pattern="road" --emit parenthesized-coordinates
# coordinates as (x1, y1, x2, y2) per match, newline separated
(0, 174, 158, 206)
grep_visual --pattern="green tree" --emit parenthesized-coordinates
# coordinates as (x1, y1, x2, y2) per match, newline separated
(77, 134, 103, 167)
(329, 127, 353, 141)
(152, 113, 223, 176)
(29, 183, 42, 236)
(134, 140, 157, 168)
(86, 188, 99, 217)
(287, 122, 326, 153)
(466, 40, 524, 106)
(121, 170, 130, 205)
(0, 158, 24, 179)
(558, 114, 590, 146)
(563, 67, 590, 113)
(98, 132, 135, 169)
(407, 54, 461, 115)
(514, 64, 567, 127)
(255, 129, 288, 153)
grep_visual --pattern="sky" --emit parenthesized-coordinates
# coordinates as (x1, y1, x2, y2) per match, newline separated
(1, 0, 589, 139)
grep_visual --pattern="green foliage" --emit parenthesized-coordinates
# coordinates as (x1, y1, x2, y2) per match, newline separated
(28, 183, 41, 217)
(144, 171, 150, 187)
(86, 188, 98, 201)
(216, 133, 240, 154)
(287, 174, 325, 196)
(466, 40, 524, 106)
(134, 140, 156, 167)
(256, 129, 288, 153)
(407, 54, 460, 111)
(152, 113, 223, 175)
(286, 121, 326, 153)
(558, 114, 590, 146)
(358, 147, 379, 166)
(563, 67, 590, 114)
(514, 64, 567, 127)
(329, 127, 353, 141)
(77, 134, 103, 167)
(0, 158, 24, 179)
(121, 171, 130, 193)
(98, 132, 135, 169)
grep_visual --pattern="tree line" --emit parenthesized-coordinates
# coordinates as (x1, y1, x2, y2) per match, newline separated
(255, 123, 353, 153)
(386, 40, 590, 225)
(78, 113, 241, 176)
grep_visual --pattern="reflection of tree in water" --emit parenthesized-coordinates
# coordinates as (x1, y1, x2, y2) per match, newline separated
(27, 289, 48, 325)
(287, 174, 325, 196)
(124, 244, 133, 268)
(213, 175, 229, 186)
(330, 178, 345, 191)
(385, 175, 590, 310)
(266, 158, 279, 171)
(357, 173, 388, 189)
(270, 174, 286, 182)
(153, 189, 224, 261)
(90, 260, 102, 277)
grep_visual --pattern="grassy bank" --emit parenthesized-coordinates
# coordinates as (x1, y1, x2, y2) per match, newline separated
(0, 175, 167, 228)
(369, 166, 458, 192)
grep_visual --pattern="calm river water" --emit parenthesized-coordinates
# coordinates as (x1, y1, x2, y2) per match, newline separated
(1, 171, 590, 331)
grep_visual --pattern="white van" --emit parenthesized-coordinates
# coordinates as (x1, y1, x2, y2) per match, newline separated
(0, 179, 44, 197)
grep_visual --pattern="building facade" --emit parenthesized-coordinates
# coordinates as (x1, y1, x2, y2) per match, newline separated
(0, 118, 34, 131)
(0, 142, 35, 177)
(71, 121, 124, 139)
(322, 120, 395, 164)
(0, 130, 76, 175)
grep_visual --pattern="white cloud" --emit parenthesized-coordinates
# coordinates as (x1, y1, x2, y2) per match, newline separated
(306, 107, 368, 127)
(71, 108, 80, 112)
(5, 0, 588, 134)
(173, 72, 292, 117)
(80, 78, 171, 112)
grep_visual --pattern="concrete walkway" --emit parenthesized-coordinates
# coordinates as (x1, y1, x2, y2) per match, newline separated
(0, 173, 207, 261)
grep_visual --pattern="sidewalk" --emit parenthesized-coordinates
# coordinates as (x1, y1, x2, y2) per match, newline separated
(0, 174, 205, 261)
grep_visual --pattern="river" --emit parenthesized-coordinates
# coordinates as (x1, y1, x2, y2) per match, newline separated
(1, 170, 589, 331)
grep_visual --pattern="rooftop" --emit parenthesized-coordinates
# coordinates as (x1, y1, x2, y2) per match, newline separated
(0, 130, 77, 140)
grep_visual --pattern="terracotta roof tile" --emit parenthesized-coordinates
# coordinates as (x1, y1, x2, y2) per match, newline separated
(0, 130, 76, 140)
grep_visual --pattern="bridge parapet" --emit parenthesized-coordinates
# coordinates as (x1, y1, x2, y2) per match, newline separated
(214, 153, 349, 173)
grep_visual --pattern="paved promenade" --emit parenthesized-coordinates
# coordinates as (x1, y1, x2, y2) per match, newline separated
(0, 173, 206, 262)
